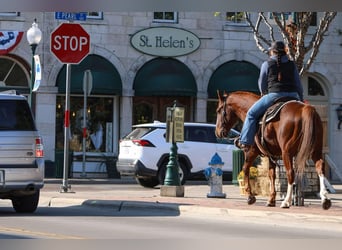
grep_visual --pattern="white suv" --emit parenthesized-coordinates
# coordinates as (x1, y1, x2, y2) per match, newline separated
(0, 90, 44, 213)
(117, 121, 239, 188)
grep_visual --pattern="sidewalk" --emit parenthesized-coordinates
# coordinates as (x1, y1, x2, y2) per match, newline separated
(38, 177, 342, 229)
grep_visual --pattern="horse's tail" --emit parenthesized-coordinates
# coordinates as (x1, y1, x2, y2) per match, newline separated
(296, 105, 322, 176)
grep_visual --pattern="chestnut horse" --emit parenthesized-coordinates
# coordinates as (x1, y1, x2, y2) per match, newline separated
(215, 91, 331, 209)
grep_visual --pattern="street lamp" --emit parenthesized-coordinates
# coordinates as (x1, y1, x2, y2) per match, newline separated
(26, 19, 42, 108)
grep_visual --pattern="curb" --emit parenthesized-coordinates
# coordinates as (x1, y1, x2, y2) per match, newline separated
(42, 196, 342, 231)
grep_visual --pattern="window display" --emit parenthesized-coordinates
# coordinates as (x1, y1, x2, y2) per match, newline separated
(56, 96, 113, 153)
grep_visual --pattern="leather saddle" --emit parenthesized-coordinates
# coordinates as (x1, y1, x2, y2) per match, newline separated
(261, 96, 300, 124)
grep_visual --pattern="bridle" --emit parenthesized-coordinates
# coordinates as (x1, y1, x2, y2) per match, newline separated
(219, 95, 229, 136)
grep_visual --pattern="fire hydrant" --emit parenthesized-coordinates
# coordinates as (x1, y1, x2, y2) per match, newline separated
(204, 153, 226, 198)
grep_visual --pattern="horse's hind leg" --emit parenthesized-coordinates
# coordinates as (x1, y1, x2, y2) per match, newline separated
(266, 160, 276, 207)
(280, 155, 295, 208)
(314, 158, 331, 210)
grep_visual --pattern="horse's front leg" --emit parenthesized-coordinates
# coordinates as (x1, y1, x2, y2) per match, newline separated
(242, 150, 257, 205)
(243, 172, 256, 205)
(266, 160, 276, 207)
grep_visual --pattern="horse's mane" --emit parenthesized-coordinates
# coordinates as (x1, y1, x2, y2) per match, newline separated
(229, 91, 260, 100)
(225, 91, 260, 115)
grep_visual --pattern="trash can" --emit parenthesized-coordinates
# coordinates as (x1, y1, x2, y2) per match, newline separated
(54, 150, 73, 178)
(232, 149, 244, 186)
(106, 157, 121, 179)
(44, 160, 55, 178)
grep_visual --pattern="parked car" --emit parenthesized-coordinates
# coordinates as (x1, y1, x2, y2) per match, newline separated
(117, 121, 239, 188)
(0, 90, 44, 213)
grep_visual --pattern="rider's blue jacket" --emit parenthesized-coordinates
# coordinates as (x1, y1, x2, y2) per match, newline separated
(258, 55, 304, 101)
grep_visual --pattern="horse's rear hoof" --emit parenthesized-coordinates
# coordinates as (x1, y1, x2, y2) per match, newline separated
(280, 201, 290, 208)
(322, 199, 331, 210)
(247, 196, 256, 205)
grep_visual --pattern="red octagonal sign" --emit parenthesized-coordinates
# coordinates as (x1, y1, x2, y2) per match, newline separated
(51, 23, 90, 64)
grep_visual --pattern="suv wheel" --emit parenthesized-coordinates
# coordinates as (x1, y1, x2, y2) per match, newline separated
(158, 162, 188, 186)
(135, 177, 159, 188)
(11, 190, 40, 213)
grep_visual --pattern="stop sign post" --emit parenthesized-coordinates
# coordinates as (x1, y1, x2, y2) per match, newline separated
(51, 23, 90, 192)
(51, 23, 90, 64)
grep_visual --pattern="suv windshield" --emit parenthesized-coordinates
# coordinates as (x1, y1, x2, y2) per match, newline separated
(0, 100, 36, 131)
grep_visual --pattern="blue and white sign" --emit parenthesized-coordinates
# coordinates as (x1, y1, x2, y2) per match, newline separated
(55, 12, 87, 21)
(32, 55, 41, 92)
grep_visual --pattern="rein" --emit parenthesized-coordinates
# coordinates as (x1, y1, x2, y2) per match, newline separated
(221, 95, 229, 131)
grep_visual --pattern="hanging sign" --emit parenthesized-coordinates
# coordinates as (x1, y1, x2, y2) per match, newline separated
(32, 55, 42, 92)
(166, 106, 184, 143)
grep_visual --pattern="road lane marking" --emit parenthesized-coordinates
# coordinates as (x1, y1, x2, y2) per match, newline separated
(0, 226, 86, 239)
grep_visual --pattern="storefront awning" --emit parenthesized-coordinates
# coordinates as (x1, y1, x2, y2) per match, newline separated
(134, 58, 197, 96)
(207, 61, 259, 98)
(56, 54, 122, 95)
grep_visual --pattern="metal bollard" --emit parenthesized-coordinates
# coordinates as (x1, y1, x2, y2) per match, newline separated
(204, 153, 226, 198)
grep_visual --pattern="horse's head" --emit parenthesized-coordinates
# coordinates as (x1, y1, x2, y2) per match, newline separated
(215, 90, 239, 138)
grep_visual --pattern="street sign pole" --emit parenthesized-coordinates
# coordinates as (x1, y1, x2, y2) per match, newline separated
(61, 63, 72, 193)
(81, 70, 93, 178)
(50, 21, 90, 192)
(160, 100, 185, 197)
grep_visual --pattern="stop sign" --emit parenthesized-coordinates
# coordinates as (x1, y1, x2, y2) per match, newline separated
(50, 23, 90, 64)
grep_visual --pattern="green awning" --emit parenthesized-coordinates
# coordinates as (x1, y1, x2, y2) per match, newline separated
(207, 60, 259, 98)
(134, 58, 197, 96)
(56, 54, 122, 95)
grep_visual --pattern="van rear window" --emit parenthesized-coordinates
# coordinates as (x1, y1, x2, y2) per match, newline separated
(123, 127, 155, 140)
(0, 100, 36, 131)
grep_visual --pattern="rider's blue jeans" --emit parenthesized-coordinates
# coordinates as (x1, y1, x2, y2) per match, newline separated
(239, 92, 300, 146)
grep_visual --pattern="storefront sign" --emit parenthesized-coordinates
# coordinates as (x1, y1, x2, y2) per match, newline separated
(130, 27, 200, 57)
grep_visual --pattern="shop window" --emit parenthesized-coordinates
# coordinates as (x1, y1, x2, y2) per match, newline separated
(56, 96, 113, 152)
(226, 12, 247, 24)
(153, 12, 178, 23)
(133, 103, 153, 125)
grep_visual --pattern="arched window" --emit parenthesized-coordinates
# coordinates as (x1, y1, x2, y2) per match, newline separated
(302, 74, 328, 104)
(0, 56, 30, 93)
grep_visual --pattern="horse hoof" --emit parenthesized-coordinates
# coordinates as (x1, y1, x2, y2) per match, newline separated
(280, 202, 290, 208)
(322, 199, 331, 210)
(266, 201, 276, 207)
(247, 196, 256, 205)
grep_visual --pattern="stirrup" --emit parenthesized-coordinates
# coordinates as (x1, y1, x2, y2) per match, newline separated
(234, 137, 250, 151)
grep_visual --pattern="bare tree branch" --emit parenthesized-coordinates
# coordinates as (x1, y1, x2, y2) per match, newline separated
(246, 12, 337, 76)
(302, 12, 337, 74)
